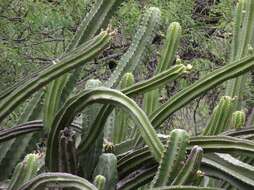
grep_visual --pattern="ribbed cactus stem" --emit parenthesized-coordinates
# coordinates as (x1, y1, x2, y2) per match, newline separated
(7, 154, 40, 190)
(58, 128, 78, 174)
(80, 79, 103, 180)
(113, 73, 135, 144)
(93, 153, 117, 190)
(171, 146, 203, 186)
(144, 22, 182, 115)
(104, 7, 161, 88)
(225, 0, 254, 110)
(43, 0, 123, 132)
(151, 129, 189, 187)
(203, 96, 234, 136)
(231, 110, 246, 129)
(94, 175, 106, 190)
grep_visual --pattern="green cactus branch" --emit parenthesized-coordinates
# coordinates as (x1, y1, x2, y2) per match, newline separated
(0, 120, 42, 143)
(203, 96, 234, 136)
(46, 87, 163, 171)
(144, 22, 182, 115)
(18, 172, 97, 190)
(0, 31, 111, 123)
(171, 146, 203, 186)
(43, 0, 123, 131)
(104, 7, 161, 88)
(7, 154, 40, 190)
(150, 54, 254, 129)
(202, 153, 254, 190)
(151, 129, 189, 187)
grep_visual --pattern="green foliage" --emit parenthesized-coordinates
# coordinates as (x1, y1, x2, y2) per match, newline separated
(1, 1, 254, 190)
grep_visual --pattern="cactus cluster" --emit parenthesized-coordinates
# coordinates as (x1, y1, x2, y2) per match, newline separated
(1, 0, 254, 190)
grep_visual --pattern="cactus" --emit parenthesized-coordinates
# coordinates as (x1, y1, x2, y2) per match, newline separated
(104, 7, 161, 88)
(202, 153, 254, 190)
(203, 96, 234, 136)
(93, 175, 106, 190)
(231, 110, 246, 129)
(172, 146, 203, 186)
(144, 22, 182, 115)
(58, 128, 78, 174)
(43, 0, 124, 132)
(0, 120, 42, 143)
(150, 54, 254, 129)
(151, 129, 189, 187)
(7, 154, 40, 190)
(225, 0, 254, 110)
(80, 79, 104, 180)
(113, 73, 135, 144)
(0, 91, 44, 180)
(46, 87, 163, 171)
(0, 31, 111, 123)
(92, 153, 117, 190)
(18, 172, 97, 190)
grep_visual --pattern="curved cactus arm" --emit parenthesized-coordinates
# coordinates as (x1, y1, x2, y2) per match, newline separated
(94, 175, 106, 190)
(221, 127, 254, 137)
(18, 172, 98, 190)
(144, 22, 182, 115)
(0, 91, 44, 180)
(201, 153, 254, 190)
(122, 64, 189, 96)
(43, 0, 123, 132)
(46, 87, 163, 171)
(189, 136, 254, 157)
(104, 7, 161, 88)
(0, 120, 42, 143)
(80, 79, 104, 180)
(117, 165, 157, 190)
(150, 186, 223, 190)
(150, 54, 254, 129)
(113, 73, 135, 144)
(117, 136, 254, 180)
(202, 96, 234, 136)
(7, 154, 40, 190)
(171, 146, 203, 186)
(92, 153, 117, 190)
(151, 129, 189, 187)
(0, 31, 111, 124)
